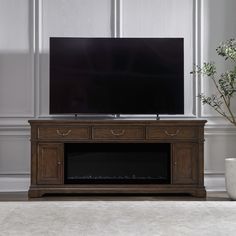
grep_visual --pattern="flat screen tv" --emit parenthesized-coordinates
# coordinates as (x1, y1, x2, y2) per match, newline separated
(50, 37, 184, 115)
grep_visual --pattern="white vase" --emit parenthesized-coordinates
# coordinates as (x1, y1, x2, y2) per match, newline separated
(225, 158, 236, 200)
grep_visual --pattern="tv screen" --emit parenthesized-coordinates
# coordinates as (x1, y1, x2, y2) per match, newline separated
(50, 37, 184, 115)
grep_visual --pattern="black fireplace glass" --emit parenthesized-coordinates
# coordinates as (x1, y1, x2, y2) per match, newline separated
(64, 143, 170, 184)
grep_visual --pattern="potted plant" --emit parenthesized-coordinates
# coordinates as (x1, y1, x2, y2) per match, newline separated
(192, 39, 236, 200)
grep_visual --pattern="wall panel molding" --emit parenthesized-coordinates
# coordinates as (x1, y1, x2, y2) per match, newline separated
(205, 130, 236, 136)
(37, 0, 199, 119)
(0, 118, 30, 127)
(0, 0, 234, 193)
(0, 129, 30, 136)
(113, 0, 123, 37)
(0, 0, 35, 118)
(37, 0, 112, 117)
(34, 0, 42, 118)
(193, 0, 203, 117)
(0, 121, 235, 134)
(200, 0, 236, 118)
(0, 135, 30, 175)
(122, 0, 196, 117)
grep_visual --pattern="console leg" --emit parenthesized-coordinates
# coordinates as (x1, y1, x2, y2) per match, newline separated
(28, 189, 44, 198)
(192, 188, 206, 198)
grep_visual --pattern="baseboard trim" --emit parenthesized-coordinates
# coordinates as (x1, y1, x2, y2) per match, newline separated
(204, 173, 226, 192)
(0, 176, 30, 192)
(0, 174, 226, 193)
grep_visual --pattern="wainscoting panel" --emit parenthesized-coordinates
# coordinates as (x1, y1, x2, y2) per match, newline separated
(0, 0, 34, 118)
(122, 0, 195, 116)
(0, 134, 30, 175)
(204, 128, 236, 174)
(39, 0, 112, 117)
(201, 0, 236, 117)
(0, 0, 235, 192)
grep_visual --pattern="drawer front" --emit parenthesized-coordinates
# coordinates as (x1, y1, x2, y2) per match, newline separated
(92, 126, 145, 140)
(38, 126, 90, 140)
(147, 127, 197, 139)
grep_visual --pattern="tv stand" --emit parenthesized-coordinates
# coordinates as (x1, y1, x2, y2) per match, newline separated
(114, 114, 121, 119)
(28, 119, 206, 198)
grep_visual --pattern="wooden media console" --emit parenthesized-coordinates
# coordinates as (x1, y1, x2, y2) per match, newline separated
(28, 119, 206, 198)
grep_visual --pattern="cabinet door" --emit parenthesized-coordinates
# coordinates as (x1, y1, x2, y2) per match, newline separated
(172, 143, 198, 184)
(37, 143, 63, 184)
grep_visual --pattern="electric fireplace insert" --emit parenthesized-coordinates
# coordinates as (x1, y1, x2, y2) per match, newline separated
(65, 143, 170, 184)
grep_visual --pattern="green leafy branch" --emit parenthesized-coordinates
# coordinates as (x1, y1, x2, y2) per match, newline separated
(191, 39, 236, 126)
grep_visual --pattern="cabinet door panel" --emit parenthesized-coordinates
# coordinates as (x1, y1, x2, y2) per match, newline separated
(37, 143, 63, 184)
(172, 143, 198, 184)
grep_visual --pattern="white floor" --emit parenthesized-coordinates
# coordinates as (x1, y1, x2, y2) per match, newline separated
(0, 201, 236, 236)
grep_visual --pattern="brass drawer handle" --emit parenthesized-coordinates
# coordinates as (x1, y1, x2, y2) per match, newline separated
(110, 129, 125, 136)
(56, 129, 72, 136)
(164, 129, 180, 137)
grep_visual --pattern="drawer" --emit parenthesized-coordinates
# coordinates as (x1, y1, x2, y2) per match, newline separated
(38, 126, 90, 140)
(147, 127, 197, 139)
(92, 126, 145, 140)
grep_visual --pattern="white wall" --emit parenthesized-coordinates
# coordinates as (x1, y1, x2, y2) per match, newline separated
(202, 0, 236, 190)
(0, 0, 236, 192)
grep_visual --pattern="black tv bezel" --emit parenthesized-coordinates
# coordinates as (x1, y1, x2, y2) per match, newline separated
(49, 37, 184, 116)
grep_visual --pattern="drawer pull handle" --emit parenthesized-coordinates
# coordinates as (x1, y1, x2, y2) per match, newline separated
(56, 129, 71, 136)
(164, 129, 180, 137)
(110, 129, 125, 136)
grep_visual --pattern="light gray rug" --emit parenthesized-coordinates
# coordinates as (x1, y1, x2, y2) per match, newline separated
(0, 201, 236, 236)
